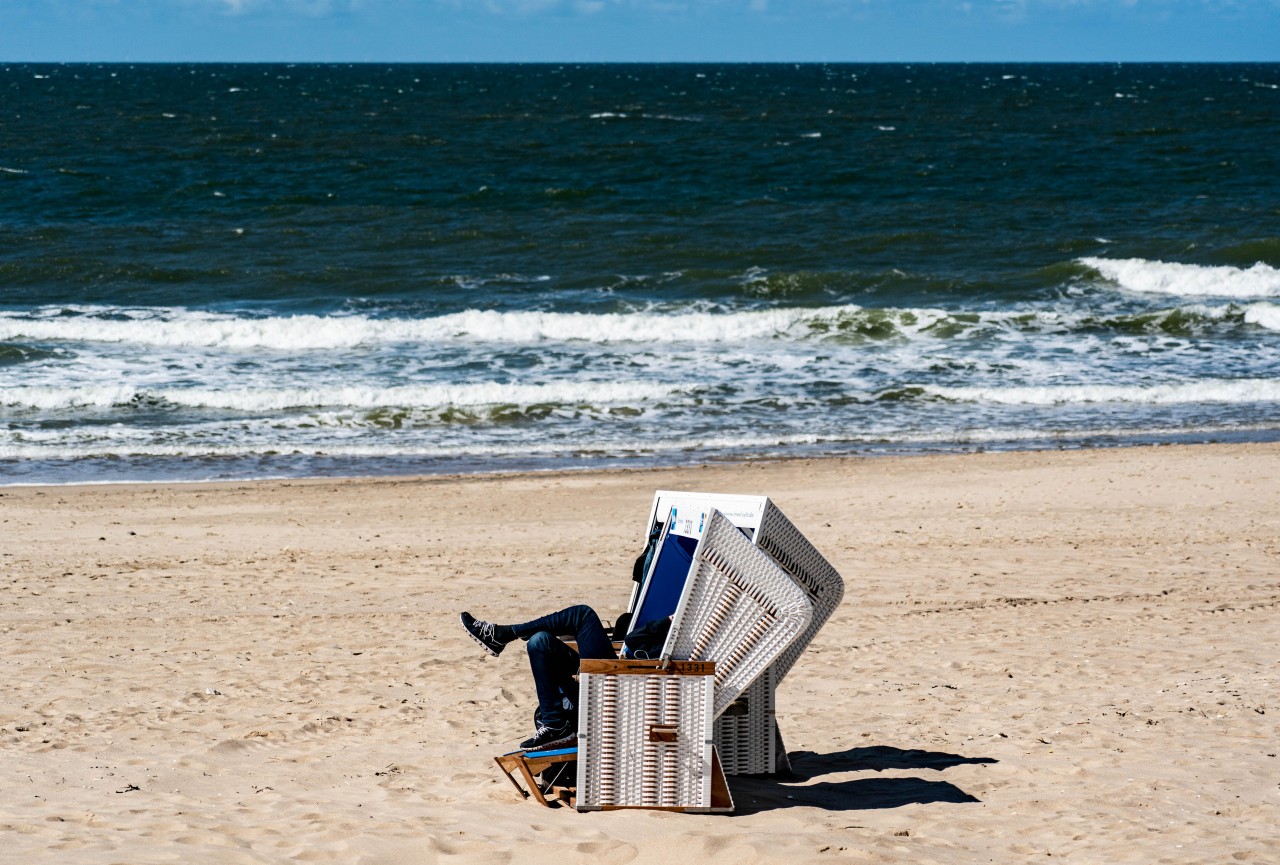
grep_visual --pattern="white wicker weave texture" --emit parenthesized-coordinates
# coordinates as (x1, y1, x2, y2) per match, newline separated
(755, 501, 845, 683)
(716, 502, 844, 775)
(576, 671, 714, 810)
(665, 510, 813, 719)
(713, 668, 778, 775)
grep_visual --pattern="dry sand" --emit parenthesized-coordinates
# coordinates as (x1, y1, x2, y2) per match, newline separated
(2, 443, 1278, 864)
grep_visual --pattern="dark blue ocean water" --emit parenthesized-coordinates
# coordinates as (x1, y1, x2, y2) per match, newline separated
(2, 63, 1279, 484)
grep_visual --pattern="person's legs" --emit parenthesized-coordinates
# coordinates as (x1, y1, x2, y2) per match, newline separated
(460, 604, 618, 660)
(509, 604, 617, 660)
(458, 604, 619, 749)
(524, 630, 579, 729)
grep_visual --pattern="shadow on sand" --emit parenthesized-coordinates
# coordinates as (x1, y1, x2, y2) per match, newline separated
(727, 745, 997, 815)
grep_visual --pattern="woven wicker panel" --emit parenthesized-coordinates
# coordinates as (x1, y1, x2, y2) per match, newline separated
(665, 510, 812, 719)
(755, 501, 845, 683)
(722, 504, 843, 775)
(576, 671, 714, 810)
(713, 668, 777, 775)
(641, 491, 843, 688)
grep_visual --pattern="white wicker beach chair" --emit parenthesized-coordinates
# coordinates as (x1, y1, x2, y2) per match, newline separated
(639, 491, 845, 775)
(575, 509, 813, 812)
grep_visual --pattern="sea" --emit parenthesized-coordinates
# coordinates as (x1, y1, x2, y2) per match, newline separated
(2, 63, 1279, 485)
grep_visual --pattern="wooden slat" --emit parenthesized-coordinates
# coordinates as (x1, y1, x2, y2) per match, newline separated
(493, 751, 578, 808)
(709, 748, 734, 812)
(579, 659, 715, 676)
(493, 755, 530, 800)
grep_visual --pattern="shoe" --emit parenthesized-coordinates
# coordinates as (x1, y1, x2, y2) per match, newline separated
(520, 719, 575, 752)
(459, 611, 506, 657)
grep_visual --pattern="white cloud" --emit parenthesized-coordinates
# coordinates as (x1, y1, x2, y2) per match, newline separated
(183, 0, 363, 15)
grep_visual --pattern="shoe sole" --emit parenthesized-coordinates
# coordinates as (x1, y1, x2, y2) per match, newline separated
(459, 612, 501, 657)
(520, 732, 577, 753)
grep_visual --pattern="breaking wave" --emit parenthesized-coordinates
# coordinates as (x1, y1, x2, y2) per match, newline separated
(916, 378, 1280, 406)
(4, 298, 1278, 351)
(1081, 257, 1280, 299)
(0, 380, 692, 412)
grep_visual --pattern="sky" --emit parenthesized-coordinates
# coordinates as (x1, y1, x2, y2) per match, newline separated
(1, 0, 1278, 63)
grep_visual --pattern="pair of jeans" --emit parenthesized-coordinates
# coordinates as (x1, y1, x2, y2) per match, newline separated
(511, 604, 617, 728)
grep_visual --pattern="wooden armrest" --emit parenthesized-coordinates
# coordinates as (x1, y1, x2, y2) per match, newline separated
(579, 659, 715, 676)
(560, 639, 626, 652)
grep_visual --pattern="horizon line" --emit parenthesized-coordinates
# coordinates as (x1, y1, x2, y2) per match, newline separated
(5, 59, 1280, 66)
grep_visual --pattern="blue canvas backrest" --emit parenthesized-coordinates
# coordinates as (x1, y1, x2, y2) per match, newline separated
(623, 520, 701, 656)
(631, 531, 698, 629)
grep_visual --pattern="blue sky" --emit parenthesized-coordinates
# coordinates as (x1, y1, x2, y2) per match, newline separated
(2, 0, 1278, 63)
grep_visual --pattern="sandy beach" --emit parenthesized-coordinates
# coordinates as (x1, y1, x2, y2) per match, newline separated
(3, 443, 1278, 864)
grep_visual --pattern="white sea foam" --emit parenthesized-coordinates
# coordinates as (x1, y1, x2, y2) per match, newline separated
(920, 378, 1280, 406)
(1242, 302, 1280, 332)
(0, 380, 692, 412)
(0, 386, 136, 412)
(0, 305, 881, 349)
(8, 419, 1278, 470)
(0, 429, 833, 463)
(4, 299, 1269, 353)
(1081, 257, 1280, 299)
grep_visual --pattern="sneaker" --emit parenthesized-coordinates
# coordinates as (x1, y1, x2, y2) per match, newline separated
(459, 611, 507, 657)
(520, 719, 575, 752)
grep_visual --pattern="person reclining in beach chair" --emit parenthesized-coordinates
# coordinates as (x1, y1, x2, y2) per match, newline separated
(459, 605, 670, 751)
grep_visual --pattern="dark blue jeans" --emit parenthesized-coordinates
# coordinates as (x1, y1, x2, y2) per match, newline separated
(512, 604, 617, 729)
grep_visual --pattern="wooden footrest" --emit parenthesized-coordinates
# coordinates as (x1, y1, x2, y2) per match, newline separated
(494, 745, 578, 807)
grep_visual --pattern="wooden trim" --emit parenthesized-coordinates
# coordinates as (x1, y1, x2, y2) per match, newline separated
(647, 724, 680, 743)
(589, 804, 702, 813)
(561, 640, 625, 652)
(579, 658, 715, 676)
(709, 747, 734, 812)
(493, 755, 530, 800)
(494, 750, 578, 808)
